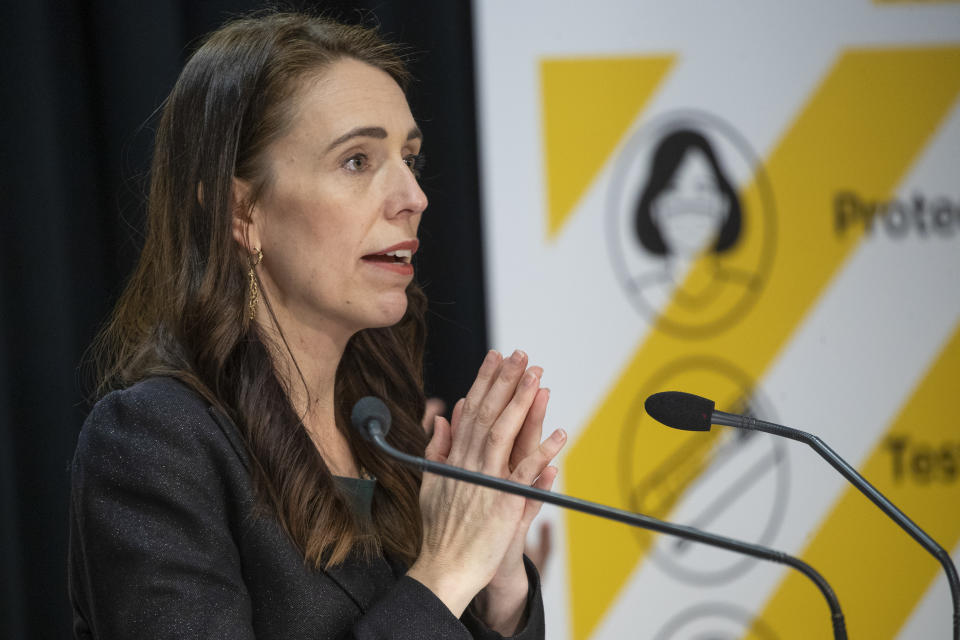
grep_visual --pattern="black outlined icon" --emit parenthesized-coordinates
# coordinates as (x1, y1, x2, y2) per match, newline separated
(619, 356, 789, 585)
(607, 111, 776, 338)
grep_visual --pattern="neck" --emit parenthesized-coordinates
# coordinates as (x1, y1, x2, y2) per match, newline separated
(279, 325, 346, 426)
(256, 303, 360, 476)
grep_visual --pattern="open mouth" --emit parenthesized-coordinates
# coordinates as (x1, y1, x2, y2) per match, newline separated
(362, 249, 413, 264)
(361, 241, 417, 275)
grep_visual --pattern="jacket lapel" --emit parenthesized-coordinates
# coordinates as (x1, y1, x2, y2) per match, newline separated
(207, 405, 397, 613)
(323, 553, 396, 613)
(207, 406, 252, 473)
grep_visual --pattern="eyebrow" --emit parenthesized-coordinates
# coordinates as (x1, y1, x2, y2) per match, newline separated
(326, 126, 423, 152)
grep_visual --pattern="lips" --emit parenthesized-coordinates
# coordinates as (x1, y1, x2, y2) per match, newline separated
(361, 239, 418, 275)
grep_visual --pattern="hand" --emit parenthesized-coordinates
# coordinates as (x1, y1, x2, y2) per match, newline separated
(423, 387, 556, 588)
(470, 381, 562, 633)
(406, 350, 566, 625)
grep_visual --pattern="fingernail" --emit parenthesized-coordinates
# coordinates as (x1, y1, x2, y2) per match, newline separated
(484, 350, 500, 367)
(510, 349, 524, 363)
(522, 371, 536, 387)
(551, 428, 566, 443)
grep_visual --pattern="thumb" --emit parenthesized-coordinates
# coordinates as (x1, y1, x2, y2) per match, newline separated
(424, 415, 453, 464)
(422, 397, 446, 436)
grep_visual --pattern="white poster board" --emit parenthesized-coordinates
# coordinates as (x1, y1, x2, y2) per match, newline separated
(474, 1, 960, 638)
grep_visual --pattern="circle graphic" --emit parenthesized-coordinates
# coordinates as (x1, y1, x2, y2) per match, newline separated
(607, 110, 777, 338)
(652, 602, 780, 640)
(618, 357, 788, 585)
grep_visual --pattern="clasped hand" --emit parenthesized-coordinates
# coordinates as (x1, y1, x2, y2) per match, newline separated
(407, 350, 566, 631)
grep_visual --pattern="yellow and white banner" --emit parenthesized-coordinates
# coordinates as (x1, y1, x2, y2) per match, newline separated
(474, 1, 960, 638)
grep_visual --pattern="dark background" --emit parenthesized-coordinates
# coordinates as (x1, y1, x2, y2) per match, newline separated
(0, 1, 489, 637)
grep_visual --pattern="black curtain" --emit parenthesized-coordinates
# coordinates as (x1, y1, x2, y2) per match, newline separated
(0, 1, 488, 637)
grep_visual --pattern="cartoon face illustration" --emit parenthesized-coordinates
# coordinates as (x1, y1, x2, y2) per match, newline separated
(652, 149, 729, 256)
(606, 112, 775, 337)
(634, 129, 742, 261)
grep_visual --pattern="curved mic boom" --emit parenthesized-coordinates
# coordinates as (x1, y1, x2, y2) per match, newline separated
(646, 390, 960, 640)
(352, 395, 847, 640)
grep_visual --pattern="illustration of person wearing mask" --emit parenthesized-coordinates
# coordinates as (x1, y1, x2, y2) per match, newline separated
(631, 129, 758, 313)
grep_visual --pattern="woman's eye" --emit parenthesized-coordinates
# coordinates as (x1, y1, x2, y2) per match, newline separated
(404, 153, 426, 178)
(344, 154, 368, 172)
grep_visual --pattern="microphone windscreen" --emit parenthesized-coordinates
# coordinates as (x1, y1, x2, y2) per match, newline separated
(350, 396, 392, 441)
(645, 391, 715, 431)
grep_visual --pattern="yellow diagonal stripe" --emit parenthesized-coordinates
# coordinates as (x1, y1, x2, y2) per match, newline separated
(540, 56, 674, 240)
(757, 321, 960, 637)
(564, 47, 960, 640)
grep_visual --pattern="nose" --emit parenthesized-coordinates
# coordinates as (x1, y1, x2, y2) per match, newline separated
(386, 158, 428, 219)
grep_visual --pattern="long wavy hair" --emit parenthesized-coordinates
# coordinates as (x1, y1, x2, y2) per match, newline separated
(93, 12, 427, 568)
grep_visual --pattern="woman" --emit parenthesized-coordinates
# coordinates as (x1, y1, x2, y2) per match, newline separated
(68, 12, 564, 639)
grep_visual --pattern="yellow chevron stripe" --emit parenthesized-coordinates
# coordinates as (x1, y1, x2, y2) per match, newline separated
(757, 321, 960, 636)
(540, 56, 674, 240)
(564, 47, 960, 640)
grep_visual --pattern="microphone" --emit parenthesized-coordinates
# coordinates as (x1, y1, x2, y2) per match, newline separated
(646, 390, 960, 640)
(351, 396, 847, 640)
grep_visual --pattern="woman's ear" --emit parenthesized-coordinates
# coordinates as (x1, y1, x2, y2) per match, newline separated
(231, 177, 261, 251)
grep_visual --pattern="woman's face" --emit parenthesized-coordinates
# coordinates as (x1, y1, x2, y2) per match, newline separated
(241, 58, 427, 338)
(651, 148, 729, 258)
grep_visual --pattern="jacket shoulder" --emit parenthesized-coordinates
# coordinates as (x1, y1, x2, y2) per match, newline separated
(74, 376, 248, 490)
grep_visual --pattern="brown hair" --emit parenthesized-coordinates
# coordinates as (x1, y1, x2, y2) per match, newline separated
(93, 12, 427, 568)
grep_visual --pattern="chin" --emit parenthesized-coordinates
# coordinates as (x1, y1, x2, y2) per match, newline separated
(365, 293, 410, 329)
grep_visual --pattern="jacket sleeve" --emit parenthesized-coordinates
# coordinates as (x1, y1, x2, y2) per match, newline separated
(350, 576, 472, 639)
(351, 555, 545, 640)
(460, 557, 545, 640)
(69, 384, 258, 639)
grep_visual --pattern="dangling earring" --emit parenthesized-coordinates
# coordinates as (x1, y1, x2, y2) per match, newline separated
(248, 248, 263, 321)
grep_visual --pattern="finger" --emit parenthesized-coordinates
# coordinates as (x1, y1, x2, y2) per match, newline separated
(509, 384, 548, 472)
(460, 350, 503, 421)
(464, 350, 528, 460)
(421, 397, 446, 436)
(473, 350, 527, 432)
(448, 351, 503, 460)
(479, 365, 542, 473)
(509, 429, 567, 486)
(450, 397, 465, 431)
(447, 398, 465, 447)
(424, 416, 453, 464)
(520, 466, 558, 527)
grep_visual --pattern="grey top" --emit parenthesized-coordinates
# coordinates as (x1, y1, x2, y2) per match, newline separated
(335, 476, 377, 518)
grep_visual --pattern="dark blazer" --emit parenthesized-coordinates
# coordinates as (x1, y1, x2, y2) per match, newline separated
(69, 377, 545, 639)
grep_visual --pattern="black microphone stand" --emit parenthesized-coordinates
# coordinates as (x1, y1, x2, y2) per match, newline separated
(712, 409, 960, 640)
(364, 422, 848, 639)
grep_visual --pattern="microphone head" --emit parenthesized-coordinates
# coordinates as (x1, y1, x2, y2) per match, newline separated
(645, 391, 715, 431)
(350, 396, 392, 442)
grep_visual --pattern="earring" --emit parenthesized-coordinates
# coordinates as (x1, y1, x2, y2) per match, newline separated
(248, 248, 263, 321)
